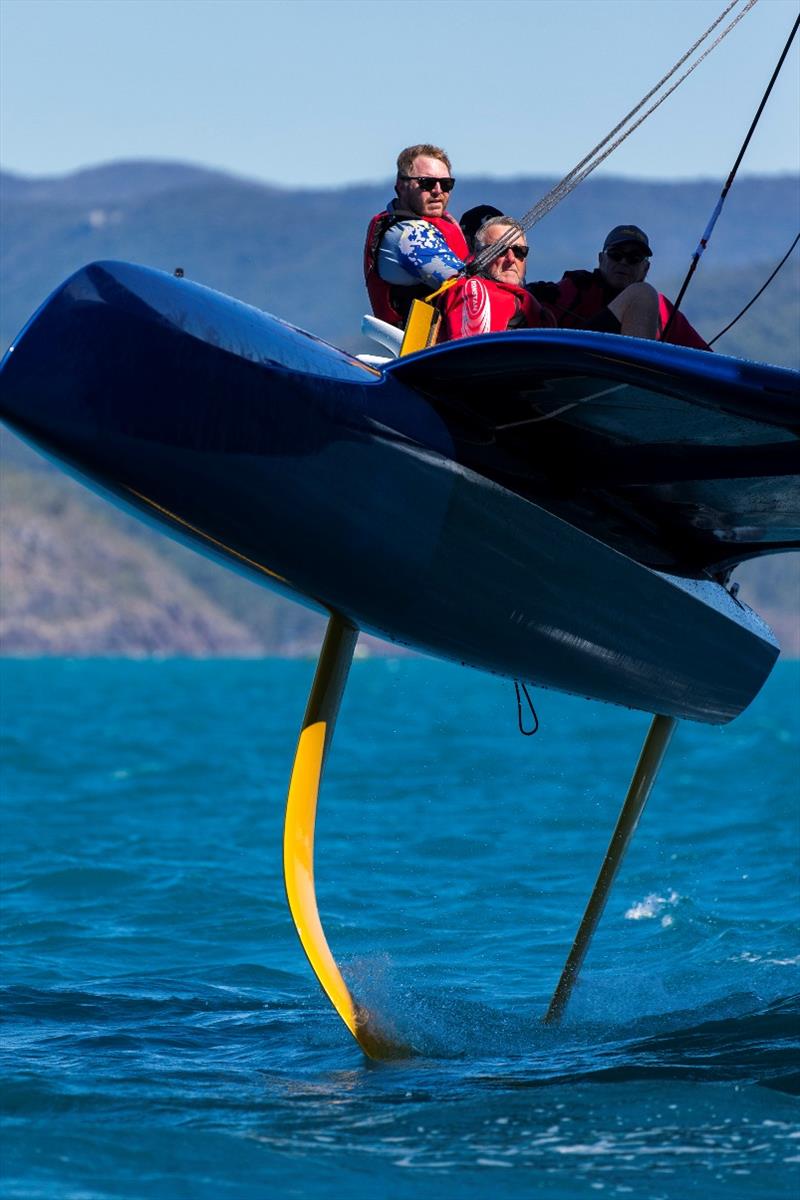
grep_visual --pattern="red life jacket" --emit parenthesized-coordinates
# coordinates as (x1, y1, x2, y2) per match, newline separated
(363, 208, 469, 327)
(656, 294, 711, 351)
(528, 270, 609, 328)
(529, 270, 710, 350)
(438, 276, 554, 342)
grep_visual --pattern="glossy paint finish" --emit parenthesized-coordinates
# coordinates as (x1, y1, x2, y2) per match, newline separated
(0, 261, 792, 724)
(390, 334, 800, 574)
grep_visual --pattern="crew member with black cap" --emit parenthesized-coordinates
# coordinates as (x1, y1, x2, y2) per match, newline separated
(528, 224, 710, 349)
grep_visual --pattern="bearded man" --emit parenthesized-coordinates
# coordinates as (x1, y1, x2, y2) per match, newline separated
(364, 144, 469, 328)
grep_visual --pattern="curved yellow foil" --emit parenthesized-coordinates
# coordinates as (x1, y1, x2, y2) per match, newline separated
(281, 617, 411, 1060)
(283, 718, 360, 1040)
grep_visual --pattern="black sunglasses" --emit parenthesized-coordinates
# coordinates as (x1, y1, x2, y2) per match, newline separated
(606, 248, 649, 264)
(488, 243, 529, 261)
(399, 174, 456, 192)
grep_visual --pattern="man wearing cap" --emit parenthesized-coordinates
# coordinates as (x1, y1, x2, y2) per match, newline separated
(459, 204, 502, 253)
(364, 144, 469, 328)
(528, 225, 710, 349)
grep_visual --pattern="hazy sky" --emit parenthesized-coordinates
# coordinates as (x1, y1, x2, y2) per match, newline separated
(1, 0, 798, 186)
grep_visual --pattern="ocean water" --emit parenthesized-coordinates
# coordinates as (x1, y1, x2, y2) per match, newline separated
(1, 656, 798, 1199)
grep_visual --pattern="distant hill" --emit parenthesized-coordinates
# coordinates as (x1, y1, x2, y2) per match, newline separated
(0, 469, 262, 657)
(1, 160, 798, 659)
(0, 160, 238, 206)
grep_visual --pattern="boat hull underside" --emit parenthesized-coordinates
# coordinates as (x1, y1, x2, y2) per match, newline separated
(0, 262, 780, 724)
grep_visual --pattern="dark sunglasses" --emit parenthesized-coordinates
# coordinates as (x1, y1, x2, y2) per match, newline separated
(489, 243, 529, 261)
(399, 174, 456, 192)
(606, 248, 649, 264)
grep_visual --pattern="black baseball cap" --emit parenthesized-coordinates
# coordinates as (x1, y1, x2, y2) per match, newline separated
(603, 225, 652, 255)
(460, 205, 503, 246)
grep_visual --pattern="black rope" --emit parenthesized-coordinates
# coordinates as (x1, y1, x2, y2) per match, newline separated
(514, 681, 539, 736)
(708, 232, 800, 346)
(663, 13, 800, 340)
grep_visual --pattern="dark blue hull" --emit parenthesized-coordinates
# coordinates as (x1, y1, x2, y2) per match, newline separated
(2, 261, 796, 724)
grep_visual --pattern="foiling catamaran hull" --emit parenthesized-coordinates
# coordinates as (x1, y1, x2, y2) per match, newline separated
(1, 261, 794, 724)
(2, 259, 799, 1057)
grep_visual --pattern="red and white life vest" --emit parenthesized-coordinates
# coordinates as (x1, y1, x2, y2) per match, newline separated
(438, 276, 554, 342)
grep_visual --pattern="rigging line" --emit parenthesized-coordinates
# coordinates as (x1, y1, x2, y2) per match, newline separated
(663, 12, 800, 338)
(470, 0, 759, 275)
(521, 0, 742, 209)
(708, 232, 800, 346)
(519, 0, 756, 226)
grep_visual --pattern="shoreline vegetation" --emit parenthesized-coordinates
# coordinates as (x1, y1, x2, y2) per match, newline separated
(1, 161, 798, 659)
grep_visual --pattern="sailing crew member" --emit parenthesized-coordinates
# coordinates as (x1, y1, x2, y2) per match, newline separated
(528, 225, 710, 348)
(438, 217, 555, 341)
(364, 144, 469, 328)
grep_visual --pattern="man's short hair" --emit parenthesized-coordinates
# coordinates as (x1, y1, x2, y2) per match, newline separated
(396, 144, 452, 177)
(475, 215, 525, 246)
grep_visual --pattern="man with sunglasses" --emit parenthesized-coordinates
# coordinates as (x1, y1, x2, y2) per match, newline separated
(364, 144, 469, 327)
(438, 217, 555, 341)
(528, 225, 710, 349)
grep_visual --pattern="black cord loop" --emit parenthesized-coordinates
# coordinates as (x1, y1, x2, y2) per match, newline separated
(514, 681, 539, 736)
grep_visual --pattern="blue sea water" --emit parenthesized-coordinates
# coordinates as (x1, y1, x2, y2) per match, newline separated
(1, 656, 798, 1199)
